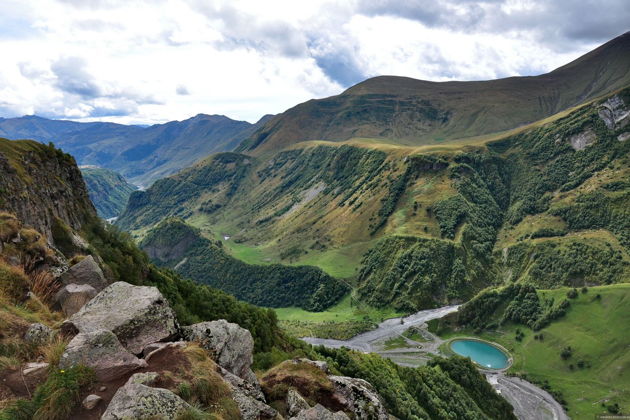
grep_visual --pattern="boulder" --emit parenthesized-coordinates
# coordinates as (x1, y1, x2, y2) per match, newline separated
(59, 329, 147, 382)
(182, 319, 256, 383)
(54, 283, 97, 316)
(220, 367, 277, 420)
(101, 372, 191, 420)
(330, 375, 388, 420)
(59, 255, 108, 291)
(61, 281, 178, 354)
(82, 394, 102, 410)
(568, 128, 597, 151)
(287, 388, 311, 416)
(290, 404, 350, 420)
(598, 95, 630, 130)
(24, 323, 54, 345)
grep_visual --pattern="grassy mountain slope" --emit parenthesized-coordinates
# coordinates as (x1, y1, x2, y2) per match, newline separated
(431, 284, 630, 418)
(139, 218, 349, 311)
(118, 87, 630, 311)
(80, 166, 137, 219)
(238, 31, 630, 155)
(0, 114, 271, 186)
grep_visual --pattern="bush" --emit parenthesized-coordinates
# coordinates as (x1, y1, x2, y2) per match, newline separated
(567, 289, 578, 299)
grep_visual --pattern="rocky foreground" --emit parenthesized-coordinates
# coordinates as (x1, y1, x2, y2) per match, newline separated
(2, 244, 388, 419)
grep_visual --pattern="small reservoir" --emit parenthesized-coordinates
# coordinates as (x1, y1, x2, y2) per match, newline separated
(450, 339, 510, 369)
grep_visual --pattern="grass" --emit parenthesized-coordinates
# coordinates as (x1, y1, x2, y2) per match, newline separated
(436, 284, 630, 419)
(291, 240, 375, 279)
(274, 294, 402, 339)
(274, 294, 400, 323)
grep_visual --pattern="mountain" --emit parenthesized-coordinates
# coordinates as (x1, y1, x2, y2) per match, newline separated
(0, 113, 272, 186)
(80, 166, 138, 219)
(118, 87, 630, 311)
(0, 127, 515, 420)
(238, 31, 630, 155)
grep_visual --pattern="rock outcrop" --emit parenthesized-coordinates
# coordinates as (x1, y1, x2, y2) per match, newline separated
(287, 388, 310, 416)
(182, 319, 257, 383)
(101, 372, 191, 420)
(568, 128, 597, 151)
(290, 403, 350, 420)
(598, 95, 630, 130)
(59, 255, 108, 291)
(220, 367, 277, 420)
(62, 281, 178, 354)
(54, 283, 97, 316)
(330, 375, 389, 420)
(59, 329, 147, 382)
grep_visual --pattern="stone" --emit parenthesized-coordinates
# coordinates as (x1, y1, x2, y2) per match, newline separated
(99, 386, 107, 392)
(618, 132, 630, 142)
(219, 367, 277, 420)
(568, 128, 597, 151)
(54, 283, 97, 316)
(598, 95, 630, 130)
(61, 281, 178, 354)
(59, 255, 108, 292)
(24, 323, 54, 345)
(287, 388, 310, 416)
(329, 375, 388, 420)
(82, 394, 102, 410)
(182, 319, 256, 383)
(290, 404, 350, 420)
(101, 372, 191, 420)
(142, 341, 187, 362)
(59, 329, 147, 382)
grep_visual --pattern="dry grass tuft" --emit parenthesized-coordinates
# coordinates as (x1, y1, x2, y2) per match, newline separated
(29, 270, 60, 306)
(41, 336, 68, 367)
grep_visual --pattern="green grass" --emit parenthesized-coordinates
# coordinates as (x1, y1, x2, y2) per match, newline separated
(291, 241, 375, 279)
(437, 284, 630, 418)
(274, 294, 401, 323)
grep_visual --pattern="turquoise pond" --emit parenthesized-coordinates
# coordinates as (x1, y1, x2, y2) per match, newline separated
(450, 339, 509, 369)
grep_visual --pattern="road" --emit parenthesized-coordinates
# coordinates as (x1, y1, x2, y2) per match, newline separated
(302, 305, 460, 352)
(301, 305, 570, 420)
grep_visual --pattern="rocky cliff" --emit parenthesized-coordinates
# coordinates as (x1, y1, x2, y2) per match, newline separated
(0, 138, 94, 243)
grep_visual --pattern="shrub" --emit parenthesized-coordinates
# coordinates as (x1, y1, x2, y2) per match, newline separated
(0, 365, 94, 420)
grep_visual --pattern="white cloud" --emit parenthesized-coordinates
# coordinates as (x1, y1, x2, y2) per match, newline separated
(0, 0, 626, 124)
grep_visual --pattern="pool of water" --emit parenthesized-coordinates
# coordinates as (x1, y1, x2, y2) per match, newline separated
(450, 339, 509, 369)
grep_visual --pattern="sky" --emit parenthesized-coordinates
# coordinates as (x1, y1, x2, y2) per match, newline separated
(0, 0, 628, 125)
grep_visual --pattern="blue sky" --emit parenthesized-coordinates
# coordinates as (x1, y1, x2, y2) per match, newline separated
(0, 0, 628, 124)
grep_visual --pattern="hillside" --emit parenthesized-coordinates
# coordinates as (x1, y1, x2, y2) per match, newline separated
(0, 133, 517, 420)
(430, 284, 630, 418)
(0, 114, 272, 186)
(118, 87, 630, 311)
(238, 31, 630, 155)
(80, 167, 137, 219)
(140, 218, 349, 310)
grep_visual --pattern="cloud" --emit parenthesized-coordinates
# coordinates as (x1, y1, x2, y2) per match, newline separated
(51, 56, 102, 98)
(0, 0, 626, 124)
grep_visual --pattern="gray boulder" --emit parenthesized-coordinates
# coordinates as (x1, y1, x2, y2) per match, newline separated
(59, 255, 108, 291)
(59, 329, 147, 382)
(24, 323, 54, 345)
(54, 283, 97, 316)
(330, 375, 388, 420)
(598, 95, 629, 130)
(220, 367, 277, 420)
(290, 404, 350, 420)
(101, 372, 191, 420)
(182, 319, 256, 383)
(287, 388, 311, 416)
(61, 281, 178, 354)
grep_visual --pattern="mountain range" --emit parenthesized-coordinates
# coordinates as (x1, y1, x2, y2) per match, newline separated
(0, 113, 272, 186)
